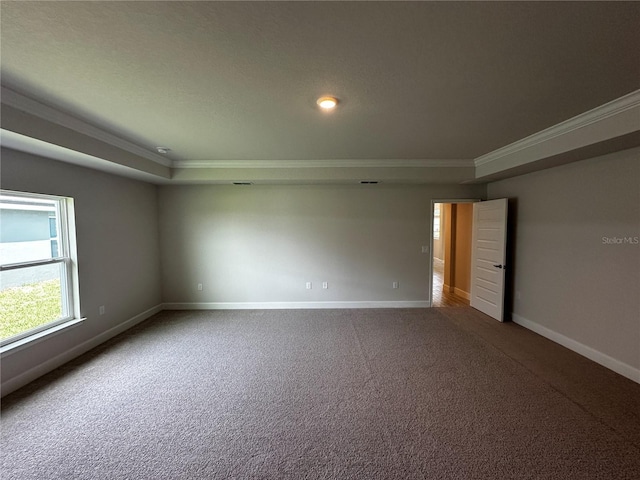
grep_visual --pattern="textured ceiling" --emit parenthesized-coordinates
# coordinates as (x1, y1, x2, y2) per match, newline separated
(1, 1, 639, 163)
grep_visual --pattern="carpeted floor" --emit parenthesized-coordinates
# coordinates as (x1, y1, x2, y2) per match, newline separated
(2, 308, 639, 479)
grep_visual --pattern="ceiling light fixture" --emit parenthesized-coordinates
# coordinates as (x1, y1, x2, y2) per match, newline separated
(317, 96, 338, 110)
(156, 147, 171, 154)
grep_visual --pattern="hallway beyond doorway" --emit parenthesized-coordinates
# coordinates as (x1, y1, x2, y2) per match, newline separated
(432, 257, 470, 307)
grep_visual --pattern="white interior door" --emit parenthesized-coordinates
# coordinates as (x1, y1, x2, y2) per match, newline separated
(470, 199, 508, 321)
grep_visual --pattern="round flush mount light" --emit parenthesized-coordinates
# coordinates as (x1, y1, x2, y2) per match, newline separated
(316, 96, 338, 110)
(156, 147, 171, 154)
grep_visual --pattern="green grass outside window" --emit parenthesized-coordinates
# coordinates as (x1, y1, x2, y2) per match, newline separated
(0, 280, 63, 341)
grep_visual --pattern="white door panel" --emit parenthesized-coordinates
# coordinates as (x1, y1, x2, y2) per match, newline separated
(470, 199, 508, 321)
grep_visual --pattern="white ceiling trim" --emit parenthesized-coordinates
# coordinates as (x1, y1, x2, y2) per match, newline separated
(0, 86, 172, 168)
(3, 85, 636, 185)
(1, 129, 171, 185)
(172, 159, 475, 169)
(474, 89, 640, 168)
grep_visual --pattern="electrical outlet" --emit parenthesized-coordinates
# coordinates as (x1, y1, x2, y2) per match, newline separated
(306, 282, 312, 290)
(421, 245, 429, 254)
(322, 282, 328, 289)
(198, 283, 203, 291)
(99, 305, 105, 315)
(392, 281, 399, 289)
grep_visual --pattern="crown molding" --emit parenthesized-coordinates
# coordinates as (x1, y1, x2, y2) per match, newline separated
(172, 159, 475, 169)
(7, 82, 634, 182)
(1, 129, 171, 185)
(0, 86, 172, 168)
(475, 89, 640, 168)
(0, 86, 475, 172)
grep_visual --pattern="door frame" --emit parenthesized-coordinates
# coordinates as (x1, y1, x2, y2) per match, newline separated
(429, 199, 481, 307)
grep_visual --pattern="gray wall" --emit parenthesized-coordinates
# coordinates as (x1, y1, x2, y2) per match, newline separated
(488, 147, 640, 373)
(1, 148, 162, 391)
(159, 184, 485, 307)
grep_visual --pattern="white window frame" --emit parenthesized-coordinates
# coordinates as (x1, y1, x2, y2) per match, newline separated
(0, 190, 82, 352)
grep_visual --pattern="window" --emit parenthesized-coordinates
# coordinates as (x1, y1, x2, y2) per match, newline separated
(0, 190, 80, 348)
(433, 203, 441, 240)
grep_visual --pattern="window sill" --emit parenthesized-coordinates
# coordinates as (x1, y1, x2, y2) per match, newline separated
(0, 318, 86, 357)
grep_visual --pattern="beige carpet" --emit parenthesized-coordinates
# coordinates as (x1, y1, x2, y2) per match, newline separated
(2, 308, 639, 479)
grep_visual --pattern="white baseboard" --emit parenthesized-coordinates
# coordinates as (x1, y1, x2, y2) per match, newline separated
(512, 313, 640, 384)
(454, 287, 470, 301)
(162, 301, 431, 310)
(1, 304, 163, 397)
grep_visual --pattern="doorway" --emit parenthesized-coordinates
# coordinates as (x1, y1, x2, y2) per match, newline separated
(431, 201, 475, 307)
